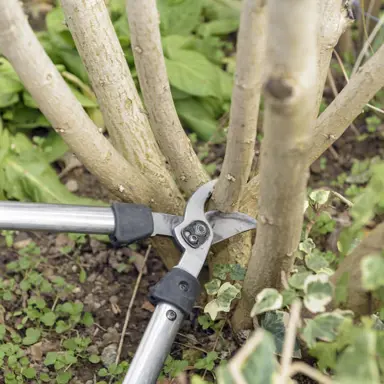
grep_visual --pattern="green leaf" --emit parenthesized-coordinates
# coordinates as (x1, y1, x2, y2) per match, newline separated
(41, 131, 69, 164)
(165, 50, 225, 98)
(305, 250, 330, 273)
(216, 282, 241, 307)
(204, 299, 221, 320)
(59, 49, 89, 83)
(0, 92, 19, 108)
(261, 311, 301, 358)
(197, 19, 239, 37)
(69, 85, 98, 108)
(288, 271, 313, 290)
(335, 329, 380, 384)
(302, 312, 345, 348)
(55, 320, 70, 334)
(157, 0, 203, 36)
(216, 330, 278, 384)
(1, 132, 99, 205)
(89, 354, 101, 364)
(309, 190, 330, 205)
(202, 0, 240, 21)
(56, 371, 72, 384)
(303, 274, 333, 313)
(22, 367, 36, 379)
(309, 341, 338, 371)
(361, 253, 384, 291)
(0, 324, 6, 340)
(282, 289, 298, 307)
(250, 288, 283, 317)
(40, 311, 56, 327)
(79, 267, 87, 283)
(212, 264, 231, 280)
(3, 105, 50, 129)
(334, 272, 349, 306)
(194, 351, 218, 371)
(162, 35, 196, 59)
(229, 264, 246, 281)
(22, 328, 41, 346)
(175, 98, 217, 141)
(82, 312, 94, 327)
(40, 372, 51, 382)
(205, 278, 221, 295)
(299, 238, 316, 254)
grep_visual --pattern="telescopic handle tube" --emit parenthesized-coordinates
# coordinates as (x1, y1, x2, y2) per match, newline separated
(0, 202, 115, 234)
(122, 303, 184, 384)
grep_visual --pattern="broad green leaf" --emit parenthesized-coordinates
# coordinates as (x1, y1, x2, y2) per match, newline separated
(229, 264, 246, 281)
(303, 274, 333, 313)
(157, 0, 203, 36)
(171, 87, 190, 100)
(40, 311, 56, 327)
(216, 330, 278, 384)
(334, 272, 349, 306)
(46, 7, 75, 49)
(165, 50, 224, 98)
(288, 271, 313, 290)
(192, 36, 227, 64)
(3, 105, 50, 129)
(212, 264, 231, 280)
(22, 328, 41, 345)
(89, 354, 101, 364)
(194, 351, 218, 370)
(302, 312, 345, 348)
(22, 367, 36, 379)
(197, 19, 239, 37)
(0, 92, 19, 108)
(205, 278, 221, 295)
(250, 288, 283, 317)
(335, 330, 380, 384)
(282, 289, 298, 307)
(59, 49, 89, 83)
(361, 253, 384, 291)
(0, 324, 6, 340)
(299, 238, 316, 254)
(40, 373, 51, 382)
(56, 371, 73, 384)
(22, 91, 39, 109)
(44, 352, 58, 366)
(191, 376, 210, 384)
(1, 132, 99, 205)
(309, 189, 330, 205)
(175, 98, 217, 141)
(305, 250, 330, 273)
(82, 312, 94, 327)
(41, 131, 69, 164)
(309, 341, 338, 371)
(261, 311, 301, 358)
(202, 0, 241, 21)
(162, 35, 196, 59)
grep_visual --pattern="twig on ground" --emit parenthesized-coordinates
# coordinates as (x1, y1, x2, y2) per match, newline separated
(115, 245, 152, 364)
(331, 190, 354, 207)
(278, 300, 302, 383)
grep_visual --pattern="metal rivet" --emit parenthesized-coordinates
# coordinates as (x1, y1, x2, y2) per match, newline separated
(189, 234, 198, 244)
(194, 223, 207, 235)
(179, 281, 189, 292)
(166, 310, 177, 321)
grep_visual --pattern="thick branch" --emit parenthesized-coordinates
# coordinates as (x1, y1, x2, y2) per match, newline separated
(212, 0, 267, 212)
(61, 0, 183, 205)
(239, 0, 318, 320)
(126, 0, 209, 197)
(241, 42, 384, 209)
(315, 0, 350, 115)
(0, 0, 184, 216)
(308, 42, 384, 165)
(330, 222, 384, 315)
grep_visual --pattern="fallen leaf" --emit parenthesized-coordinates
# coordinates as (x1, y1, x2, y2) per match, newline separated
(30, 342, 43, 361)
(141, 301, 155, 312)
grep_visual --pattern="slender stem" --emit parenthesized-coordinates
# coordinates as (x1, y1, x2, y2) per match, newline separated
(115, 245, 152, 365)
(289, 362, 333, 384)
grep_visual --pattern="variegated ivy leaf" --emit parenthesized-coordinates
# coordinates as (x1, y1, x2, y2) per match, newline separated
(305, 250, 331, 274)
(309, 189, 330, 205)
(261, 310, 301, 358)
(302, 311, 346, 348)
(361, 253, 384, 291)
(288, 271, 313, 290)
(250, 288, 283, 317)
(205, 278, 222, 295)
(213, 264, 231, 280)
(299, 238, 316, 254)
(204, 282, 241, 320)
(304, 274, 333, 313)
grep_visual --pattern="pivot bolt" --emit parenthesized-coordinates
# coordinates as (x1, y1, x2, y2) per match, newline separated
(166, 310, 177, 321)
(179, 281, 189, 292)
(188, 234, 198, 244)
(194, 223, 207, 236)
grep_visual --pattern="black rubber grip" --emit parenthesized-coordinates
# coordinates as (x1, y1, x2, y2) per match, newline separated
(149, 268, 201, 315)
(110, 203, 154, 246)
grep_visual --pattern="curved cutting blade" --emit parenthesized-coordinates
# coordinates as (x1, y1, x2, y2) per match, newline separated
(152, 210, 256, 244)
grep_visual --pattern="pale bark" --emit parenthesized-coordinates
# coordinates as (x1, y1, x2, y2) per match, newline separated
(308, 42, 384, 165)
(234, 0, 319, 329)
(330, 222, 384, 315)
(315, 0, 351, 115)
(126, 0, 209, 197)
(61, 0, 183, 201)
(212, 0, 267, 212)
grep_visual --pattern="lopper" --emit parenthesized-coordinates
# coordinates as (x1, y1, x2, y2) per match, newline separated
(0, 180, 257, 383)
